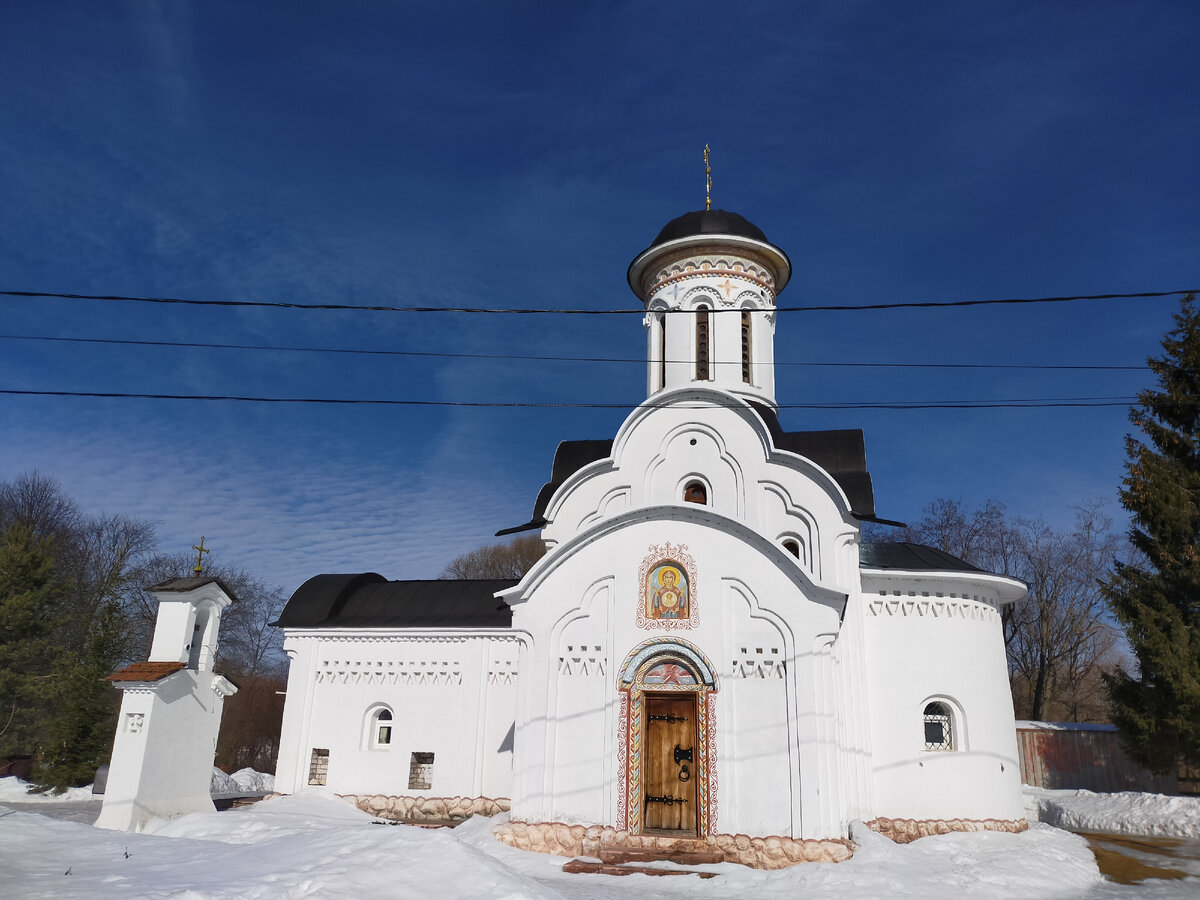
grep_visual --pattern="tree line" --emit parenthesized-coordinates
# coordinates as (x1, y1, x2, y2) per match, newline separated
(0, 473, 286, 790)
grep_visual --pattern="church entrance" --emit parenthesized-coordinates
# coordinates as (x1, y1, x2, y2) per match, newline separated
(642, 693, 699, 834)
(617, 637, 718, 837)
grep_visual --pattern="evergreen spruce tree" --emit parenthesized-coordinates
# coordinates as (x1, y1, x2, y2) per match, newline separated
(1104, 292, 1200, 773)
(34, 597, 124, 790)
(0, 524, 66, 759)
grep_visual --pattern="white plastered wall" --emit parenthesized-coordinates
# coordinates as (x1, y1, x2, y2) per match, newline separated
(274, 631, 521, 800)
(505, 510, 857, 839)
(861, 570, 1026, 822)
(95, 671, 234, 831)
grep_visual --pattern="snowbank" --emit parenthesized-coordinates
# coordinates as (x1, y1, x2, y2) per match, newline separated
(210, 767, 274, 794)
(209, 767, 238, 794)
(2, 789, 1197, 898)
(1026, 786, 1200, 838)
(229, 767, 274, 793)
(0, 776, 95, 803)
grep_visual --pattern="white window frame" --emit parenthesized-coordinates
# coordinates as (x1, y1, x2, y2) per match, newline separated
(363, 704, 395, 750)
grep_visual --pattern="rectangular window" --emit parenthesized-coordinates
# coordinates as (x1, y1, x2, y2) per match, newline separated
(658, 313, 666, 391)
(408, 751, 435, 790)
(308, 748, 330, 785)
(741, 310, 752, 384)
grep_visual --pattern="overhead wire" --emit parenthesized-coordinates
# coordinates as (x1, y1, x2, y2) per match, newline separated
(0, 333, 1148, 371)
(1, 287, 1194, 315)
(0, 388, 1140, 409)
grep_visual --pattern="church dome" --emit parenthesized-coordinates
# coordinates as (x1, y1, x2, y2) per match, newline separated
(628, 207, 791, 300)
(649, 209, 770, 248)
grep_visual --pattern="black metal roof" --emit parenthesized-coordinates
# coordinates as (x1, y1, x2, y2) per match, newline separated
(750, 403, 876, 517)
(273, 574, 517, 629)
(497, 439, 613, 535)
(858, 542, 984, 573)
(650, 209, 771, 247)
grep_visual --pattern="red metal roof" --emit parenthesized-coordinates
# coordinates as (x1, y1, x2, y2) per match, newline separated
(107, 661, 186, 682)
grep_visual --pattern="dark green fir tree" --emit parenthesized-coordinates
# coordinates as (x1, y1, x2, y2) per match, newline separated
(1104, 292, 1200, 773)
(34, 596, 124, 790)
(0, 524, 65, 760)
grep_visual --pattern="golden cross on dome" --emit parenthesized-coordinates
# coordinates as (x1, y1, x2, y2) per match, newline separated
(192, 537, 210, 576)
(704, 145, 712, 210)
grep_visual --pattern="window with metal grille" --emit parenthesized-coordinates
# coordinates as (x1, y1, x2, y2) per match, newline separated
(308, 748, 330, 785)
(695, 306, 710, 380)
(923, 702, 954, 750)
(741, 309, 752, 383)
(409, 752, 435, 790)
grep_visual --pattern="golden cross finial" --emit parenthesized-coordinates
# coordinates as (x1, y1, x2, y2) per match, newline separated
(704, 145, 712, 210)
(192, 537, 210, 576)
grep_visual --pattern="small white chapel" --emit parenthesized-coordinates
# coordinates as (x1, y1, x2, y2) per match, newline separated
(273, 204, 1029, 866)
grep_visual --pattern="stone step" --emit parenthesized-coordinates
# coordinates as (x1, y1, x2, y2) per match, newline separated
(563, 859, 718, 879)
(598, 846, 725, 866)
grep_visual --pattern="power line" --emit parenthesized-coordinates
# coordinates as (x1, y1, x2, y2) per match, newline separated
(0, 333, 1150, 371)
(0, 388, 1139, 409)
(2, 288, 1193, 315)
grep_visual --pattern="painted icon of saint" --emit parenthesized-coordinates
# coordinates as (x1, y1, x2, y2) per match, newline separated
(647, 563, 688, 619)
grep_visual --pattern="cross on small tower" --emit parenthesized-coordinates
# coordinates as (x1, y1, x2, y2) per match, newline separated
(192, 537, 210, 576)
(704, 145, 712, 211)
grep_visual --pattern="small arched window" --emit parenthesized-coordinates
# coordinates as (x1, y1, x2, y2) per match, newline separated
(695, 305, 710, 381)
(923, 701, 954, 751)
(783, 539, 800, 559)
(683, 481, 708, 505)
(370, 707, 393, 748)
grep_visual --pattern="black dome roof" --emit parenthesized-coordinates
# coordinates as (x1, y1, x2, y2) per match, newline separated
(650, 209, 770, 247)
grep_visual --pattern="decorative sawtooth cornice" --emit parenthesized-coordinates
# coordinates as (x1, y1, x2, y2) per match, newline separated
(866, 596, 1000, 623)
(558, 644, 607, 677)
(315, 657, 463, 686)
(488, 654, 519, 685)
(732, 647, 787, 679)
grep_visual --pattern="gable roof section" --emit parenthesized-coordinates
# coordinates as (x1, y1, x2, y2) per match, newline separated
(498, 406, 881, 535)
(497, 439, 613, 535)
(108, 661, 186, 682)
(749, 403, 876, 518)
(859, 542, 985, 573)
(274, 575, 517, 629)
(148, 575, 239, 601)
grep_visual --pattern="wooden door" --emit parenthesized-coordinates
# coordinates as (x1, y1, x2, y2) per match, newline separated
(642, 693, 698, 834)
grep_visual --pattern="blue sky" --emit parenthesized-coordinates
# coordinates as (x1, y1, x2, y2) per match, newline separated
(1, 1, 1196, 592)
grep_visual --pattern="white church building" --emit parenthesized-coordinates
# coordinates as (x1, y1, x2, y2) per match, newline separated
(274, 207, 1028, 865)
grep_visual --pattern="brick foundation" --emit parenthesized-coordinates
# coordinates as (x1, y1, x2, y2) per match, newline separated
(493, 821, 854, 869)
(865, 816, 1029, 843)
(341, 794, 510, 823)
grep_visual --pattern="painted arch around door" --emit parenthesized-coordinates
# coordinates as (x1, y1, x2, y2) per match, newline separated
(616, 637, 719, 836)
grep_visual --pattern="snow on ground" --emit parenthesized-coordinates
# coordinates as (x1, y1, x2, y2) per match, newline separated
(2, 784, 1199, 898)
(1027, 787, 1200, 838)
(2, 788, 1192, 900)
(0, 776, 95, 802)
